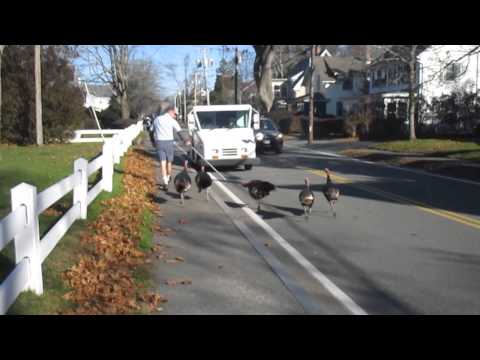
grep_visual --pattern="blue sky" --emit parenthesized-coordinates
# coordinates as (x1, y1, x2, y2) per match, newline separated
(76, 45, 254, 98)
(141, 45, 253, 97)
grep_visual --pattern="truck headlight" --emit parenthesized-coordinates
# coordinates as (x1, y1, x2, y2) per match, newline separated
(211, 149, 219, 154)
(241, 147, 248, 153)
(277, 133, 283, 139)
(255, 133, 264, 141)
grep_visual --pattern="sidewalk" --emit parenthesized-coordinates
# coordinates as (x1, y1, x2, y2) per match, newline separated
(143, 142, 304, 315)
(281, 136, 480, 182)
(340, 148, 480, 182)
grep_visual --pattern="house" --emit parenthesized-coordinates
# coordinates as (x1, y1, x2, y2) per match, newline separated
(284, 45, 368, 117)
(80, 81, 112, 112)
(365, 45, 480, 128)
(365, 49, 416, 128)
(418, 45, 480, 110)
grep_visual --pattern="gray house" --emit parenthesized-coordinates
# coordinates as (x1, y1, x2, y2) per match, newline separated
(283, 45, 368, 117)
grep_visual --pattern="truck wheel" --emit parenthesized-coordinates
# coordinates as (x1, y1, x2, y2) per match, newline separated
(244, 164, 253, 171)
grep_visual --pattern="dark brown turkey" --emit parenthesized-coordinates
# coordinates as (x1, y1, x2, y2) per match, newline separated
(323, 168, 340, 217)
(242, 180, 276, 212)
(299, 177, 315, 218)
(174, 160, 192, 205)
(195, 165, 212, 201)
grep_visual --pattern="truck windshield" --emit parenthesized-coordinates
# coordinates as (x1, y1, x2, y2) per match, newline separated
(196, 111, 249, 129)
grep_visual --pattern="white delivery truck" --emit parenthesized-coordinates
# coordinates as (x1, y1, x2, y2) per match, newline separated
(187, 104, 261, 170)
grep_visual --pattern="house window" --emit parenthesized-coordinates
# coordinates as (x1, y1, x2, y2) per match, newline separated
(336, 102, 344, 116)
(398, 102, 407, 119)
(387, 102, 397, 115)
(444, 63, 465, 81)
(343, 77, 353, 90)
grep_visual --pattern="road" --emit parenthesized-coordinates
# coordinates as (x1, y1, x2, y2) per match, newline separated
(205, 138, 480, 315)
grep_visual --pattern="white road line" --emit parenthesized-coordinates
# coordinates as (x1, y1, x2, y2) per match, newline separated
(210, 173, 368, 316)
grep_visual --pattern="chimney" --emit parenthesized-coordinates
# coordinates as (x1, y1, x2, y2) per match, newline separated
(315, 45, 322, 56)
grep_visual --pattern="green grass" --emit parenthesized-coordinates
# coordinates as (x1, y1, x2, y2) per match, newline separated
(5, 158, 126, 315)
(372, 139, 480, 161)
(2, 136, 156, 315)
(139, 209, 154, 252)
(0, 142, 130, 315)
(0, 143, 102, 217)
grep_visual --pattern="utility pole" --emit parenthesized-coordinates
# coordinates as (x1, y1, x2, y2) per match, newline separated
(177, 91, 181, 116)
(194, 72, 197, 106)
(308, 45, 315, 145)
(235, 47, 239, 104)
(35, 45, 43, 146)
(183, 88, 187, 126)
(202, 48, 210, 105)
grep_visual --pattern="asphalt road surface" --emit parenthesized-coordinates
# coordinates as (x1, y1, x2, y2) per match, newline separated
(150, 138, 480, 315)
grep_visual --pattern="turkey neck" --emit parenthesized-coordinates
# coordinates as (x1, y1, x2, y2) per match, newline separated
(326, 173, 332, 184)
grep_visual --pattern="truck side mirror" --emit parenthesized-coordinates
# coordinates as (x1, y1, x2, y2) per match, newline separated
(253, 113, 260, 130)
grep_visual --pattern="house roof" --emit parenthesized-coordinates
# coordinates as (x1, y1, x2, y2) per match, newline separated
(302, 56, 366, 89)
(87, 84, 113, 98)
(369, 45, 430, 66)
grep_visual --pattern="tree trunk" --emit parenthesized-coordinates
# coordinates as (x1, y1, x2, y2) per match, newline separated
(35, 45, 43, 146)
(121, 92, 130, 119)
(408, 46, 418, 140)
(308, 45, 315, 144)
(253, 45, 276, 113)
(0, 45, 5, 143)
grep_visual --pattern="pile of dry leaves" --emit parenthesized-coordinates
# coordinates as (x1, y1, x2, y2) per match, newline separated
(61, 147, 167, 314)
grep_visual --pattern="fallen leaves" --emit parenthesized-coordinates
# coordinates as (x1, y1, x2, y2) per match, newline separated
(61, 147, 167, 315)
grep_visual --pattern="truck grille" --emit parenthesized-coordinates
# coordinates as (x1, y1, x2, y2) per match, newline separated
(222, 148, 238, 157)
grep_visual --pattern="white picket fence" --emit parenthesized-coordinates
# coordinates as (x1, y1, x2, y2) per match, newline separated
(0, 121, 144, 315)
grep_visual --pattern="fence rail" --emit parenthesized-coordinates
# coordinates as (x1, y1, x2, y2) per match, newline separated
(70, 130, 123, 143)
(0, 121, 143, 315)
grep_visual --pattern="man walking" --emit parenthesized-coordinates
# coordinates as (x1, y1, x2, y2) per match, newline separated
(152, 104, 189, 190)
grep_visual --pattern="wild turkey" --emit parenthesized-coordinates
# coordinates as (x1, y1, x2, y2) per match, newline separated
(195, 165, 212, 201)
(323, 168, 340, 217)
(174, 160, 192, 205)
(242, 180, 275, 212)
(299, 177, 315, 218)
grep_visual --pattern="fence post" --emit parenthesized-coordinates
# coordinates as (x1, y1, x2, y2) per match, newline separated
(74, 158, 88, 220)
(11, 183, 43, 295)
(102, 139, 114, 192)
(113, 135, 121, 164)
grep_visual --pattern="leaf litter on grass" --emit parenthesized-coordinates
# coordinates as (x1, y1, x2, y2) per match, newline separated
(61, 147, 169, 315)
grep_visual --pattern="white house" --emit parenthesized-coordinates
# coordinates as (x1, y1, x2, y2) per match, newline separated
(79, 81, 112, 112)
(418, 45, 480, 106)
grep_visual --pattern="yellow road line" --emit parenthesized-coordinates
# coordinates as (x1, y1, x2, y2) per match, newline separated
(309, 169, 480, 230)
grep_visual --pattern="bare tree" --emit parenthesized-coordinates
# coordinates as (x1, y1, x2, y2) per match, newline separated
(81, 45, 135, 119)
(240, 49, 255, 82)
(253, 45, 276, 113)
(128, 58, 163, 117)
(0, 45, 5, 142)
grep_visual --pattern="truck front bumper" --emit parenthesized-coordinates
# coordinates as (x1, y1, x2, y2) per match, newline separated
(205, 157, 260, 167)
